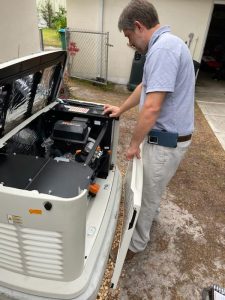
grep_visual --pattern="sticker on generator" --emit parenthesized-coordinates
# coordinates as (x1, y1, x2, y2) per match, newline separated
(111, 148, 143, 289)
(64, 105, 89, 113)
(94, 120, 101, 126)
(29, 209, 42, 215)
(7, 214, 23, 225)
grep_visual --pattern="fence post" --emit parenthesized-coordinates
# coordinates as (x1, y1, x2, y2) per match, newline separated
(105, 32, 109, 84)
(39, 28, 44, 51)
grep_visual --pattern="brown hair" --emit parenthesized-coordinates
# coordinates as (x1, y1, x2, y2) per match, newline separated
(118, 0, 159, 31)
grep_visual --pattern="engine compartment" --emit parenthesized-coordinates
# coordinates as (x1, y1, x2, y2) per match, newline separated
(0, 100, 115, 198)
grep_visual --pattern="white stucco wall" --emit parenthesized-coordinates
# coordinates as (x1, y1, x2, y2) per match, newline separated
(67, 0, 100, 31)
(151, 0, 213, 62)
(0, 0, 40, 64)
(103, 0, 133, 84)
(67, 0, 215, 84)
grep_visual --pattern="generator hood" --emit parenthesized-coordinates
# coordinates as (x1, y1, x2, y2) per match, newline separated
(0, 51, 67, 137)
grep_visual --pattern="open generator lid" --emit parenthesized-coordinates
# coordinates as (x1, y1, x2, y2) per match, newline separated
(0, 50, 67, 137)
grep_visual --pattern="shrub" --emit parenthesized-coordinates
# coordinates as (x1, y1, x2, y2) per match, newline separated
(53, 6, 67, 30)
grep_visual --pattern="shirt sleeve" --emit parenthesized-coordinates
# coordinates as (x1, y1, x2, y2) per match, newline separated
(144, 48, 179, 93)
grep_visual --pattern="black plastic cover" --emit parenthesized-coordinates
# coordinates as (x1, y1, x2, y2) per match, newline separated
(52, 120, 89, 144)
(0, 153, 93, 198)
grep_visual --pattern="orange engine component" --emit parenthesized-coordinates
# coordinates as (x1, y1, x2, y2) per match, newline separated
(89, 183, 100, 196)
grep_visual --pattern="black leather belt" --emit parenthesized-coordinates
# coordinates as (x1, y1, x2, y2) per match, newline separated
(177, 134, 192, 142)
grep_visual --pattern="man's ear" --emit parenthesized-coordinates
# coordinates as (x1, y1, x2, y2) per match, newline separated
(134, 21, 145, 32)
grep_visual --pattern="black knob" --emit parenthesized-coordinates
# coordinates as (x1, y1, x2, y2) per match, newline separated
(44, 202, 52, 211)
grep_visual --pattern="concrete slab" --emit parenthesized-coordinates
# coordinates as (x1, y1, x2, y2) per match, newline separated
(204, 114, 225, 132)
(216, 132, 225, 150)
(197, 102, 225, 116)
(196, 72, 225, 150)
(197, 102, 225, 150)
(196, 71, 225, 98)
(195, 92, 225, 103)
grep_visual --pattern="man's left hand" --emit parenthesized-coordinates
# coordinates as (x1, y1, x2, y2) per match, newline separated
(126, 145, 141, 160)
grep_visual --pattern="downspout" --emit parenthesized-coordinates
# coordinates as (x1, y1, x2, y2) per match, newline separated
(99, 0, 104, 80)
(100, 0, 104, 33)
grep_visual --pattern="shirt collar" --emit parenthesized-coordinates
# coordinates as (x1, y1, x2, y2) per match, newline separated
(148, 25, 171, 50)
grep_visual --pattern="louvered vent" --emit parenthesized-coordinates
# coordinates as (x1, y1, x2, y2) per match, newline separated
(21, 228, 64, 280)
(0, 223, 64, 280)
(0, 224, 23, 273)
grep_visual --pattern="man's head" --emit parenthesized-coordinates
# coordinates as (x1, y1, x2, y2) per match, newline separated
(118, 0, 160, 54)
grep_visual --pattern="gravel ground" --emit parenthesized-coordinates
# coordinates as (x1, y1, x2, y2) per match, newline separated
(65, 77, 225, 300)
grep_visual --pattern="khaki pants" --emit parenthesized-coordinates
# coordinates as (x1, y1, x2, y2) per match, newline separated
(129, 139, 191, 252)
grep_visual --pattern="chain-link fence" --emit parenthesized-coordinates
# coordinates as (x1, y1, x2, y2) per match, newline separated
(66, 29, 110, 85)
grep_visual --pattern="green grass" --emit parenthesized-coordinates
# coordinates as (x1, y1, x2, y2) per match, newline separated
(42, 28, 61, 48)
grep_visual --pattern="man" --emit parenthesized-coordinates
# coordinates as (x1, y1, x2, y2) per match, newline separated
(105, 0, 195, 256)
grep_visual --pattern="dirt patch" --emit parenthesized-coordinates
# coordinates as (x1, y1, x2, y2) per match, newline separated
(66, 78, 225, 300)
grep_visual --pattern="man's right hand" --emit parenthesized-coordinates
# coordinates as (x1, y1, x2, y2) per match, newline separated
(103, 104, 121, 118)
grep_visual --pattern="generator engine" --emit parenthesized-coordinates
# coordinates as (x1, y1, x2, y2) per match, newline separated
(52, 117, 90, 146)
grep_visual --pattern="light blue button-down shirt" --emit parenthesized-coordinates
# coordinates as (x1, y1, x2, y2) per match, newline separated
(140, 26, 195, 136)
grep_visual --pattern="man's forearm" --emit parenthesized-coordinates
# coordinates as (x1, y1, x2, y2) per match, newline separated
(130, 109, 159, 147)
(130, 92, 166, 148)
(120, 83, 142, 114)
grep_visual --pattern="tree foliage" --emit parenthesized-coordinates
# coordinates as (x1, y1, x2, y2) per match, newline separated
(39, 0, 54, 28)
(39, 1, 67, 29)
